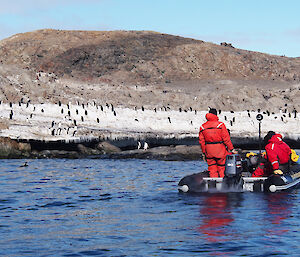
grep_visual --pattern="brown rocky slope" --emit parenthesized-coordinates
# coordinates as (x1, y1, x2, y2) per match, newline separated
(1, 29, 300, 112)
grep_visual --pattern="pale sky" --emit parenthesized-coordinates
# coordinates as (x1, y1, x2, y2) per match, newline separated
(0, 0, 299, 57)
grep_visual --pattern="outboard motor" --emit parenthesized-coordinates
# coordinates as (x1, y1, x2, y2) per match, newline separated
(222, 154, 244, 190)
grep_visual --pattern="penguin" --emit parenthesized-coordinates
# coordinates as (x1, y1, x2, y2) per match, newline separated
(61, 108, 64, 114)
(179, 107, 182, 112)
(97, 118, 100, 123)
(100, 105, 103, 111)
(81, 116, 84, 122)
(143, 142, 149, 150)
(113, 111, 116, 116)
(137, 141, 142, 149)
(74, 120, 77, 126)
(142, 106, 145, 111)
(85, 110, 88, 115)
(135, 118, 139, 122)
(168, 117, 171, 123)
(76, 109, 79, 115)
(58, 101, 61, 106)
(20, 161, 28, 167)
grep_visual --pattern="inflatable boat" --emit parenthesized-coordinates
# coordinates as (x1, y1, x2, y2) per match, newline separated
(178, 154, 300, 193)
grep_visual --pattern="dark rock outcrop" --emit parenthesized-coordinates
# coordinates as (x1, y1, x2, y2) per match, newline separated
(0, 137, 31, 158)
(32, 150, 80, 159)
(77, 144, 101, 156)
(96, 141, 122, 153)
(107, 145, 203, 161)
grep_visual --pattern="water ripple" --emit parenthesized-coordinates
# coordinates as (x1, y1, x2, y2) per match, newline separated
(0, 159, 299, 256)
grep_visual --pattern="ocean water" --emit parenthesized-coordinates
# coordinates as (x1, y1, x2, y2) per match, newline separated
(0, 159, 300, 257)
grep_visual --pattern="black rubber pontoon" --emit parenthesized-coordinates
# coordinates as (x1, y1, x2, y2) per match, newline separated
(178, 154, 300, 193)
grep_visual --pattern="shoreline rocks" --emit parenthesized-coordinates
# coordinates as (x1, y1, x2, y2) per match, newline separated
(0, 136, 203, 160)
(1, 135, 300, 160)
(106, 145, 203, 161)
(0, 137, 31, 158)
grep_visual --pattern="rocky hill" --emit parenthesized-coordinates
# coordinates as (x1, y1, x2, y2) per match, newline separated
(2, 29, 300, 149)
(1, 29, 300, 113)
(1, 29, 300, 83)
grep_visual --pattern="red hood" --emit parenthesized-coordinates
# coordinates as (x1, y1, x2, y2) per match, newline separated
(206, 113, 219, 121)
(268, 134, 283, 144)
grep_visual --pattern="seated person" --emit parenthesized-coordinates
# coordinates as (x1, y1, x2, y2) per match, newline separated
(252, 131, 291, 177)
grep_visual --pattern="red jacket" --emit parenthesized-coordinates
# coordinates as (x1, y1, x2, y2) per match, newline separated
(199, 113, 234, 159)
(265, 134, 291, 170)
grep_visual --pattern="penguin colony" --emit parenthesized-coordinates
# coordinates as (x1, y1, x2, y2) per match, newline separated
(0, 99, 300, 141)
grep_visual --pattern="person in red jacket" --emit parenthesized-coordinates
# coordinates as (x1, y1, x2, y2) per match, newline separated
(199, 108, 234, 178)
(252, 131, 291, 177)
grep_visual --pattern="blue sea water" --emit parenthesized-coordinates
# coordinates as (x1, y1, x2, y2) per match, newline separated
(0, 159, 300, 257)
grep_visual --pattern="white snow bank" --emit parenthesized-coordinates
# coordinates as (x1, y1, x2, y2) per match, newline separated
(1, 102, 300, 141)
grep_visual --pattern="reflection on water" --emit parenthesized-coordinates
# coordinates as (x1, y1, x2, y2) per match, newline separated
(198, 193, 238, 243)
(266, 193, 292, 236)
(0, 159, 299, 256)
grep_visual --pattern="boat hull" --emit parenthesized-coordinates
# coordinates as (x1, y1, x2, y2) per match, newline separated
(178, 171, 300, 193)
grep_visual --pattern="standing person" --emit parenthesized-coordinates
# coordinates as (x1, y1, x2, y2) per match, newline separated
(252, 131, 291, 177)
(199, 108, 235, 178)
